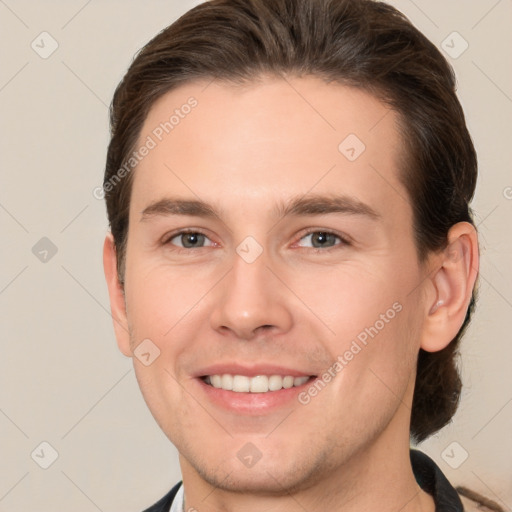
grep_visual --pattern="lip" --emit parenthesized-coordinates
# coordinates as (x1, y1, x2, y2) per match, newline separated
(192, 363, 318, 415)
(195, 376, 317, 415)
(193, 363, 316, 379)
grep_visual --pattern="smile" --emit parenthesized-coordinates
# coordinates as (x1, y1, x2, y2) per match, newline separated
(202, 374, 313, 393)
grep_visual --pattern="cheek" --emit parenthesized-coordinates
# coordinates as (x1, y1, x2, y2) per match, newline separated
(124, 253, 215, 343)
(287, 261, 404, 338)
(296, 261, 420, 394)
(131, 356, 193, 443)
(346, 296, 422, 412)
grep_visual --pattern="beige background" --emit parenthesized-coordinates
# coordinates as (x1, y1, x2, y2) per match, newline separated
(1, 1, 511, 510)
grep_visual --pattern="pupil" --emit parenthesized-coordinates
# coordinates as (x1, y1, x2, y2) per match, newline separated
(183, 233, 203, 248)
(313, 232, 332, 247)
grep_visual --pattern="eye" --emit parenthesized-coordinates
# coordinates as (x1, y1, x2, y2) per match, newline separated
(165, 230, 214, 249)
(162, 229, 349, 252)
(296, 230, 349, 251)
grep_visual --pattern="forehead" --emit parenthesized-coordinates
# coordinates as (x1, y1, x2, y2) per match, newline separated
(130, 76, 409, 222)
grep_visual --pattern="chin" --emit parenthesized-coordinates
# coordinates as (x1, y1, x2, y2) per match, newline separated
(200, 465, 307, 496)
(187, 445, 330, 497)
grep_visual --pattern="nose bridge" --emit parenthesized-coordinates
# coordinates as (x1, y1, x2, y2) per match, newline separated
(209, 240, 293, 339)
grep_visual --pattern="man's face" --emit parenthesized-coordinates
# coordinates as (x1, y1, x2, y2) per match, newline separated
(118, 77, 431, 492)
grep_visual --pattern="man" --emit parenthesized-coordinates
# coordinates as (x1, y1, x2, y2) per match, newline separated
(102, 0, 479, 510)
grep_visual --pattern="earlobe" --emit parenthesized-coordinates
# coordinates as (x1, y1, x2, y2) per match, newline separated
(103, 232, 132, 357)
(420, 222, 479, 353)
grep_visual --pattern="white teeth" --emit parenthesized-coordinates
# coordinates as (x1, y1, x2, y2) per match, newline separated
(283, 376, 294, 389)
(268, 375, 283, 391)
(221, 374, 233, 390)
(294, 376, 309, 387)
(250, 375, 268, 393)
(203, 374, 311, 393)
(233, 375, 250, 392)
(211, 375, 222, 388)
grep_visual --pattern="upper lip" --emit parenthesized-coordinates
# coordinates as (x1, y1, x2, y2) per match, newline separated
(194, 363, 317, 378)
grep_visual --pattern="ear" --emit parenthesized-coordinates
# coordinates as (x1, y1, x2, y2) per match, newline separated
(420, 222, 479, 352)
(103, 232, 132, 357)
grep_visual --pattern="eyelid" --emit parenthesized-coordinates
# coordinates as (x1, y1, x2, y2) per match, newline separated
(161, 227, 352, 251)
(293, 228, 352, 250)
(161, 228, 215, 247)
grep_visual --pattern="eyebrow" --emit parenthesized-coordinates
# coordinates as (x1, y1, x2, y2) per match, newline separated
(140, 193, 380, 222)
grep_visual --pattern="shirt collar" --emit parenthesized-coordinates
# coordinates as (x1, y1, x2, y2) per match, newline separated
(411, 449, 464, 511)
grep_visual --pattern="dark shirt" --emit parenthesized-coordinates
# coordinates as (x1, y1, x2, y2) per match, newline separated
(143, 449, 464, 511)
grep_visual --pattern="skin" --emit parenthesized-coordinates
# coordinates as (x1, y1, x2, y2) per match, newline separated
(103, 76, 478, 511)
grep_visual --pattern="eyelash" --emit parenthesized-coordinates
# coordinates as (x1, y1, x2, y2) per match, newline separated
(297, 229, 352, 252)
(162, 228, 351, 254)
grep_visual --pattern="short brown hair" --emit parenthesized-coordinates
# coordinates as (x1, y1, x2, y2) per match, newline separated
(104, 0, 478, 443)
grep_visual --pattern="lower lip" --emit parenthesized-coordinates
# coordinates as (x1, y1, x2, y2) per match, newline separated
(195, 377, 316, 415)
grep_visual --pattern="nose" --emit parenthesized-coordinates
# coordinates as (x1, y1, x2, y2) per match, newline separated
(209, 246, 293, 341)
